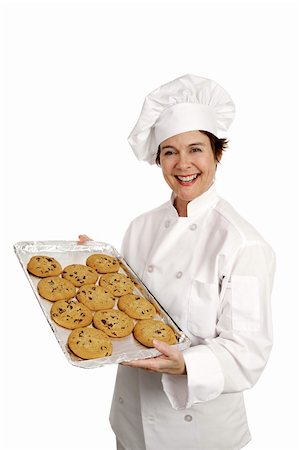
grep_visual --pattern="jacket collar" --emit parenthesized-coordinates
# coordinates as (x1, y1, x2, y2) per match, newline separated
(169, 183, 219, 218)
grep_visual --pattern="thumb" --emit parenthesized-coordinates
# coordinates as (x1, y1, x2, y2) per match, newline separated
(153, 339, 175, 357)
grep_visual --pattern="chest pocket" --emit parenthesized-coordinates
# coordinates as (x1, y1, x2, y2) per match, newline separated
(187, 280, 219, 338)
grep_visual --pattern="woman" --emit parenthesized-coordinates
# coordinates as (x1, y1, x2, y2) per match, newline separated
(82, 74, 275, 450)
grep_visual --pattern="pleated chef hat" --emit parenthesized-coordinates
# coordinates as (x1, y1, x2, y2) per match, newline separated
(128, 74, 235, 165)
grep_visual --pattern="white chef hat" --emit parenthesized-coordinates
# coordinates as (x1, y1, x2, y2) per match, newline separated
(128, 74, 235, 165)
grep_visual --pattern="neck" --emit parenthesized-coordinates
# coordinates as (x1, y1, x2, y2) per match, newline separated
(173, 182, 216, 217)
(174, 197, 189, 217)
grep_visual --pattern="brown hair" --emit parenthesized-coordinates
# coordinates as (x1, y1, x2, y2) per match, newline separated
(155, 131, 229, 165)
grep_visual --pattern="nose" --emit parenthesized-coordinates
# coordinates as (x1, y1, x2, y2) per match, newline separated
(176, 151, 192, 170)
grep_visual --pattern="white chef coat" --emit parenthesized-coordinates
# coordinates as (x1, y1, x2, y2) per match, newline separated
(109, 184, 275, 450)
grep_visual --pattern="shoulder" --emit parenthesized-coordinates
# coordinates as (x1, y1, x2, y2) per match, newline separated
(212, 198, 275, 270)
(128, 201, 170, 228)
(121, 200, 171, 262)
(213, 198, 271, 246)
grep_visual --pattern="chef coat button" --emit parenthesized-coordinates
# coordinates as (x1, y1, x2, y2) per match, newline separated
(184, 414, 193, 422)
(176, 271, 183, 279)
(189, 223, 197, 231)
(165, 220, 170, 228)
(148, 265, 154, 273)
(118, 397, 124, 404)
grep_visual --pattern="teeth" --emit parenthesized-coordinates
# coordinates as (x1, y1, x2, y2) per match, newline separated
(177, 174, 198, 182)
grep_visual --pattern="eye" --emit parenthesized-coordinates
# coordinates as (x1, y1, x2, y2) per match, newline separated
(190, 147, 203, 153)
(162, 149, 176, 157)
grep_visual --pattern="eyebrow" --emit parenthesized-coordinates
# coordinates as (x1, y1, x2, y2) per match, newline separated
(160, 142, 206, 150)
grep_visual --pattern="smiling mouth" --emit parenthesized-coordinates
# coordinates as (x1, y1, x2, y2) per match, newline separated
(175, 174, 200, 184)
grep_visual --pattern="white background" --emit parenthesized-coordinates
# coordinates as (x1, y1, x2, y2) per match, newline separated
(1, 0, 299, 449)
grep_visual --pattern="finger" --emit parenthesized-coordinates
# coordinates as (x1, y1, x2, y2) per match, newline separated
(153, 339, 177, 358)
(124, 354, 176, 370)
(152, 341, 186, 374)
(122, 356, 184, 374)
(121, 358, 157, 371)
(78, 234, 92, 241)
(78, 234, 93, 243)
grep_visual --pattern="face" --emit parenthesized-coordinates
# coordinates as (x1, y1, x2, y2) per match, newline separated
(159, 130, 219, 208)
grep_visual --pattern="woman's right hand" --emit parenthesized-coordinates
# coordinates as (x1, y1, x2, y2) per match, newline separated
(78, 234, 93, 244)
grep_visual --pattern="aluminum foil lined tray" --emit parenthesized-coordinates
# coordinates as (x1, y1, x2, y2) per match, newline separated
(14, 240, 191, 369)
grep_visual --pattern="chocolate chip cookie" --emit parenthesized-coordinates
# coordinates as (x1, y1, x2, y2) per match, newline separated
(118, 294, 156, 319)
(99, 273, 135, 296)
(37, 276, 76, 301)
(133, 319, 177, 347)
(68, 327, 112, 359)
(86, 253, 120, 273)
(50, 299, 93, 329)
(27, 255, 62, 277)
(93, 309, 134, 338)
(62, 264, 98, 287)
(76, 284, 116, 311)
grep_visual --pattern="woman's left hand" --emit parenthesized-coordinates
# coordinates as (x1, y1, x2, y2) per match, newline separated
(122, 339, 186, 375)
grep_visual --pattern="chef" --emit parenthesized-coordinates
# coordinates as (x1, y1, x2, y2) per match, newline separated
(105, 74, 275, 450)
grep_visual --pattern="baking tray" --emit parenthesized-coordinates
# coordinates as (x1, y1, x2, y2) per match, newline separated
(14, 240, 191, 368)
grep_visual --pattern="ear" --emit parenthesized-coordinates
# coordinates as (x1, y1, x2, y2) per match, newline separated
(217, 152, 223, 163)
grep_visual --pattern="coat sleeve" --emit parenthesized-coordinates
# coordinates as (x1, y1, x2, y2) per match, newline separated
(162, 241, 275, 410)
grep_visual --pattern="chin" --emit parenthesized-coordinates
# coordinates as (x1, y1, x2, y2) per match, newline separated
(177, 194, 197, 203)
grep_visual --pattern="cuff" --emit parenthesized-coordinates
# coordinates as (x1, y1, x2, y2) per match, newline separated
(161, 345, 224, 410)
